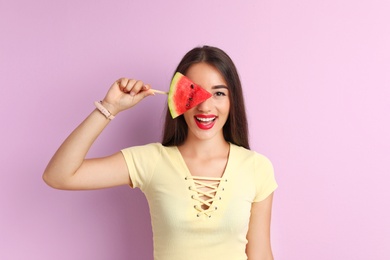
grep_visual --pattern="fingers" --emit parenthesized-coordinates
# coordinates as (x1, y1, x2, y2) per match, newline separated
(103, 78, 154, 114)
(117, 78, 151, 97)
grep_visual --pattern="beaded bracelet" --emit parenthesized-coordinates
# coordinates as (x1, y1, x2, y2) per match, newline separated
(94, 101, 115, 120)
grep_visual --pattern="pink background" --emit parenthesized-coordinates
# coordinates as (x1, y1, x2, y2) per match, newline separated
(1, 0, 389, 259)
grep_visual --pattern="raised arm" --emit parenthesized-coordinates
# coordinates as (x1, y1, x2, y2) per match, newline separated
(42, 78, 154, 190)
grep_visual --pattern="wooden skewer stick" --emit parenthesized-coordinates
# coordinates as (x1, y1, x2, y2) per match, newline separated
(151, 89, 169, 95)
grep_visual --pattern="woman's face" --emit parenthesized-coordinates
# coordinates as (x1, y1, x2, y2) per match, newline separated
(183, 62, 230, 142)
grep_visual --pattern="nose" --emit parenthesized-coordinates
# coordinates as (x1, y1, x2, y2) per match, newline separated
(196, 96, 212, 113)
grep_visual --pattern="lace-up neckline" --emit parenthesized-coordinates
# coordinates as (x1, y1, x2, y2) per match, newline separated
(176, 143, 232, 218)
(185, 176, 228, 218)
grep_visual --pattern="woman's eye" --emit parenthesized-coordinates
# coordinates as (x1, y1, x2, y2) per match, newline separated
(214, 91, 226, 97)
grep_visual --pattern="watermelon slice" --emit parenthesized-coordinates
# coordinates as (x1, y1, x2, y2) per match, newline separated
(168, 72, 212, 118)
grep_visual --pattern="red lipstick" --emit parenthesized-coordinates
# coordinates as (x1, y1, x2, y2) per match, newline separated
(194, 114, 217, 130)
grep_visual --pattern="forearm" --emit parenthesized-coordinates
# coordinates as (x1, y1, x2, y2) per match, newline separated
(43, 108, 111, 187)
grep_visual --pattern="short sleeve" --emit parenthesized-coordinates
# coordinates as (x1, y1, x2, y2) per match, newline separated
(120, 143, 162, 190)
(253, 154, 278, 202)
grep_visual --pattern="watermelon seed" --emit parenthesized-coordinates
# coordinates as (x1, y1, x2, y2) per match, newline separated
(186, 92, 195, 108)
(190, 84, 194, 89)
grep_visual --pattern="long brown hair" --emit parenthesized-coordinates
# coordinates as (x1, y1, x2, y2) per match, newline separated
(162, 46, 249, 149)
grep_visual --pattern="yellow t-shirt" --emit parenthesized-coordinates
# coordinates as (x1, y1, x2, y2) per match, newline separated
(121, 143, 277, 260)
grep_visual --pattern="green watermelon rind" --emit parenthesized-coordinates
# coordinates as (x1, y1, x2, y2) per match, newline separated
(168, 72, 183, 118)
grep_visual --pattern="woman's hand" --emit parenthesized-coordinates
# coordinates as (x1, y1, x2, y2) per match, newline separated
(101, 78, 155, 116)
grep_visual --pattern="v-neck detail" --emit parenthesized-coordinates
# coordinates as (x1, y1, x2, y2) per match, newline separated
(174, 143, 233, 218)
(174, 142, 232, 179)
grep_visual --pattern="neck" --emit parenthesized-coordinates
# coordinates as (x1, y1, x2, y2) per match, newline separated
(180, 135, 229, 157)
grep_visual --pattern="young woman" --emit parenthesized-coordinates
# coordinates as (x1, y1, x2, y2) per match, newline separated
(43, 46, 278, 260)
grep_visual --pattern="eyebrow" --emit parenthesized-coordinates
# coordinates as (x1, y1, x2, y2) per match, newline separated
(212, 85, 229, 90)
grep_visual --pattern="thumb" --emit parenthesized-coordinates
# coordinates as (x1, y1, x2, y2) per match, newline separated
(125, 87, 155, 107)
(140, 88, 156, 98)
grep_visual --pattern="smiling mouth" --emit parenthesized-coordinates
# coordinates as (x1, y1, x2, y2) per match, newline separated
(194, 116, 217, 130)
(195, 116, 216, 123)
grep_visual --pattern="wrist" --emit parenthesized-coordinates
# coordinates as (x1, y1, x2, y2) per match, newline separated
(94, 101, 115, 120)
(101, 100, 121, 116)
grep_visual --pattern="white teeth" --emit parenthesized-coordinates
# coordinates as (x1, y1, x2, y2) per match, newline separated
(196, 117, 215, 122)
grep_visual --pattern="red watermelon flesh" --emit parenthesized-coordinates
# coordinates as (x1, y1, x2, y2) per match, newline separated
(168, 72, 212, 118)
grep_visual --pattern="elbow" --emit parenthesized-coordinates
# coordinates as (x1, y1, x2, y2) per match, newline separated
(42, 170, 69, 190)
(42, 171, 60, 189)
